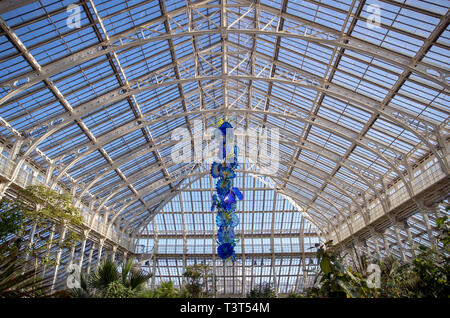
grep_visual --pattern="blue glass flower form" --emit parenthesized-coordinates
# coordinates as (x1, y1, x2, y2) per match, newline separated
(217, 243, 234, 260)
(216, 178, 231, 197)
(229, 213, 239, 227)
(211, 194, 218, 211)
(210, 162, 222, 178)
(226, 228, 235, 242)
(223, 191, 236, 206)
(216, 212, 226, 227)
(231, 187, 243, 200)
(221, 166, 236, 179)
(217, 226, 225, 242)
(218, 226, 235, 243)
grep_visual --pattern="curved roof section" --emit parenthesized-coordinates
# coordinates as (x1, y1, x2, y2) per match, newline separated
(0, 0, 448, 239)
(137, 172, 321, 294)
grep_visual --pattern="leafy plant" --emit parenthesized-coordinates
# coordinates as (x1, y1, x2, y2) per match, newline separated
(287, 291, 304, 298)
(306, 202, 450, 298)
(436, 213, 449, 250)
(182, 264, 212, 298)
(69, 272, 91, 298)
(71, 258, 152, 298)
(0, 185, 83, 282)
(151, 281, 182, 298)
(0, 200, 24, 243)
(104, 280, 136, 298)
(0, 237, 51, 297)
(306, 240, 375, 298)
(246, 282, 276, 298)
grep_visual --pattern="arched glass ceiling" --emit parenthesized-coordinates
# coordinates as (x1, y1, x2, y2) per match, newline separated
(137, 173, 320, 295)
(0, 0, 448, 294)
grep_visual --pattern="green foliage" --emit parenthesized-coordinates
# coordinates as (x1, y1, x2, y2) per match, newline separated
(151, 281, 182, 298)
(70, 272, 91, 298)
(305, 202, 450, 298)
(287, 291, 304, 298)
(377, 244, 449, 298)
(90, 259, 120, 292)
(0, 200, 24, 243)
(436, 213, 449, 251)
(19, 185, 83, 227)
(104, 280, 136, 298)
(246, 282, 276, 298)
(0, 185, 85, 297)
(121, 258, 151, 292)
(136, 288, 155, 298)
(409, 245, 449, 297)
(308, 240, 372, 298)
(71, 258, 152, 298)
(182, 264, 212, 298)
(0, 185, 83, 272)
(0, 237, 51, 297)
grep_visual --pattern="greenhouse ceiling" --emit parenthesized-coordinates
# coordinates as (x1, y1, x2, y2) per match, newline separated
(0, 0, 449, 295)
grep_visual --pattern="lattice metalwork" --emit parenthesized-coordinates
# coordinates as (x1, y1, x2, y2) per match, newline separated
(0, 0, 448, 295)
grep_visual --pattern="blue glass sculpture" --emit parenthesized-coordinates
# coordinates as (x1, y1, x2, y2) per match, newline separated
(210, 121, 242, 261)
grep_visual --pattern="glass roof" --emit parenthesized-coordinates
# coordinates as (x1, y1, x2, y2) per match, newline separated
(0, 0, 448, 295)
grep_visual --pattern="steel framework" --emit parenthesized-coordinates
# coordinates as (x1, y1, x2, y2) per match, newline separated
(0, 0, 449, 295)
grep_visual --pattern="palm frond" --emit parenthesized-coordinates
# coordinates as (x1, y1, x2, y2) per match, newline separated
(89, 259, 119, 291)
(121, 258, 134, 285)
(127, 270, 152, 291)
(0, 238, 52, 298)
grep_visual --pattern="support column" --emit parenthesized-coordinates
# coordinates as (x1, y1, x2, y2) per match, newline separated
(403, 221, 416, 259)
(382, 233, 391, 257)
(68, 245, 76, 268)
(45, 164, 55, 184)
(369, 227, 382, 259)
(393, 223, 407, 262)
(87, 243, 95, 274)
(179, 193, 187, 284)
(24, 221, 37, 262)
(270, 193, 278, 297)
(151, 222, 158, 289)
(421, 210, 438, 247)
(78, 231, 89, 270)
(111, 245, 117, 262)
(364, 240, 372, 261)
(351, 238, 362, 269)
(296, 217, 307, 292)
(0, 182, 10, 199)
(97, 238, 105, 267)
(51, 225, 68, 292)
(42, 224, 56, 277)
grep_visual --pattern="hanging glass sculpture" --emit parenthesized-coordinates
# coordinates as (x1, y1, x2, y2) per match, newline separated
(210, 120, 242, 262)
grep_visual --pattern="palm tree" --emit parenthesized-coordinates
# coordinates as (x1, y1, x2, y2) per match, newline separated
(120, 258, 152, 292)
(71, 258, 152, 298)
